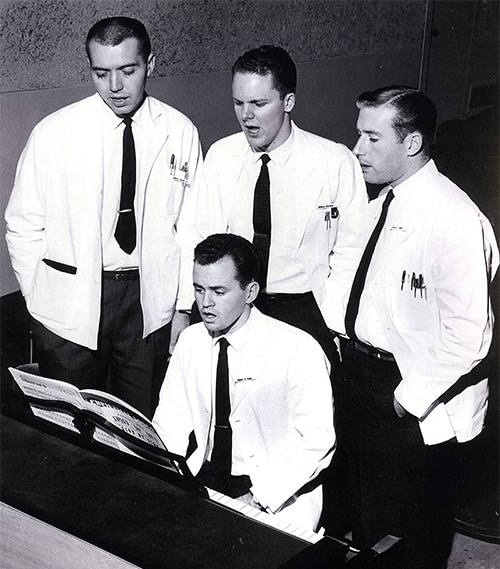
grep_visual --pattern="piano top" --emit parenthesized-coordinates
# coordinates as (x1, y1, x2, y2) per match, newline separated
(0, 409, 321, 569)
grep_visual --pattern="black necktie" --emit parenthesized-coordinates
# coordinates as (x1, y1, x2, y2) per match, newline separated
(252, 154, 271, 289)
(115, 116, 137, 254)
(210, 337, 232, 490)
(345, 189, 395, 340)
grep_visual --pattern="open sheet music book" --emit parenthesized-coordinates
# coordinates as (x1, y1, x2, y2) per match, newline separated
(9, 364, 191, 478)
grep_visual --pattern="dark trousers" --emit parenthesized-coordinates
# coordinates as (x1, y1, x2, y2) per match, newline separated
(254, 291, 340, 370)
(341, 341, 458, 569)
(31, 276, 171, 419)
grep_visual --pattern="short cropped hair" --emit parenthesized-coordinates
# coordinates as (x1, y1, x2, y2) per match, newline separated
(232, 45, 297, 98)
(194, 234, 260, 289)
(356, 86, 437, 155)
(86, 17, 151, 63)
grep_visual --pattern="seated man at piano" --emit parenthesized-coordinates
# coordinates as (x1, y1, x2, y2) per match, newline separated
(153, 233, 335, 531)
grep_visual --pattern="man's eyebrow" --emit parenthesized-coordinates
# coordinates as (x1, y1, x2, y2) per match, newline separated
(359, 127, 382, 136)
(92, 62, 138, 71)
(193, 283, 228, 291)
(233, 96, 268, 103)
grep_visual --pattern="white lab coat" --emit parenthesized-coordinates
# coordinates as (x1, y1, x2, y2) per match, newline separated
(356, 161, 499, 444)
(153, 308, 335, 529)
(204, 123, 369, 325)
(5, 94, 205, 349)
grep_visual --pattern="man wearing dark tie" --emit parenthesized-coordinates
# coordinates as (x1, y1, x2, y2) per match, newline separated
(322, 86, 499, 568)
(204, 45, 368, 372)
(153, 234, 335, 530)
(5, 17, 205, 417)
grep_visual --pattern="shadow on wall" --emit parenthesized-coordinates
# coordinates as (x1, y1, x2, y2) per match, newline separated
(431, 105, 499, 229)
(431, 103, 499, 544)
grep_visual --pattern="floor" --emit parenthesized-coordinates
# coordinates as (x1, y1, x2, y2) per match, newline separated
(447, 532, 499, 568)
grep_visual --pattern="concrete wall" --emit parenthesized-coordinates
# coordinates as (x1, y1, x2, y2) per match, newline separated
(0, 0, 431, 296)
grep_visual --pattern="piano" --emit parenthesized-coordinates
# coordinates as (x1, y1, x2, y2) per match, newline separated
(0, 396, 402, 568)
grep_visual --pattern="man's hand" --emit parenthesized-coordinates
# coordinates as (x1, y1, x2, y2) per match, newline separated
(169, 311, 190, 354)
(393, 395, 407, 418)
(237, 491, 265, 511)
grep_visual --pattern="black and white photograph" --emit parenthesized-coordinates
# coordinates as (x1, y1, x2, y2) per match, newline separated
(0, 1, 498, 567)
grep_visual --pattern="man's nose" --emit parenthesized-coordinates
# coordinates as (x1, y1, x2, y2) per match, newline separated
(353, 137, 364, 156)
(109, 72, 123, 92)
(241, 104, 254, 120)
(202, 292, 214, 307)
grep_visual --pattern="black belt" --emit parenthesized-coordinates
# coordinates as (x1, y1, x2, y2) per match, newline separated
(351, 340, 395, 362)
(102, 269, 139, 282)
(259, 291, 312, 302)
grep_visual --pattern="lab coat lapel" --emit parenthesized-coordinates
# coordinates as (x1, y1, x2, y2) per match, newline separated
(368, 193, 419, 277)
(226, 146, 256, 236)
(230, 311, 269, 412)
(287, 130, 324, 248)
(137, 112, 169, 200)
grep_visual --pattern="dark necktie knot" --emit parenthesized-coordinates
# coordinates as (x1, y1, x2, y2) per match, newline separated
(218, 336, 229, 351)
(380, 188, 394, 213)
(261, 153, 270, 165)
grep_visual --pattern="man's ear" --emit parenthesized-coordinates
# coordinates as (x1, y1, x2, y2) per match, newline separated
(147, 53, 156, 77)
(406, 132, 423, 156)
(284, 92, 295, 113)
(246, 281, 260, 304)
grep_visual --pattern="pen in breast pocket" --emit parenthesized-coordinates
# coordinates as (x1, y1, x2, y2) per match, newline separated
(170, 154, 176, 175)
(411, 272, 417, 297)
(401, 270, 406, 291)
(181, 162, 189, 180)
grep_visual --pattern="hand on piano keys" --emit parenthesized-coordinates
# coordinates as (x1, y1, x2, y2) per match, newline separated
(206, 487, 324, 544)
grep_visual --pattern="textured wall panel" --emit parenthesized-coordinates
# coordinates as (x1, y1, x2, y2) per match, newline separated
(0, 0, 426, 92)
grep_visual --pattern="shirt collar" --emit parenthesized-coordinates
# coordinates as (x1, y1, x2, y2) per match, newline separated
(100, 94, 151, 131)
(211, 306, 254, 353)
(391, 158, 434, 204)
(247, 121, 295, 168)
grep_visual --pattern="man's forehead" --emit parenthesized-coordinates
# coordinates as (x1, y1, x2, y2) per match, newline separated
(358, 104, 397, 130)
(194, 257, 237, 280)
(88, 37, 142, 62)
(232, 71, 275, 90)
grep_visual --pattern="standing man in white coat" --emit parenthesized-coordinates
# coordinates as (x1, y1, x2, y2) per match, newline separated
(204, 45, 367, 373)
(5, 17, 205, 418)
(323, 86, 499, 569)
(153, 234, 335, 531)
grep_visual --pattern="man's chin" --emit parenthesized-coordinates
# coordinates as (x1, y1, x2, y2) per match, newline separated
(202, 320, 221, 334)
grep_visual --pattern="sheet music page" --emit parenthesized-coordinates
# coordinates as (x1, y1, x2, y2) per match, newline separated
(80, 390, 166, 450)
(9, 366, 169, 460)
(29, 406, 81, 433)
(9, 366, 86, 409)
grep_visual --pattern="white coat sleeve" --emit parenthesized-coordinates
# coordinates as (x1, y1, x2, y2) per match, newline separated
(152, 333, 195, 457)
(174, 125, 208, 310)
(250, 337, 336, 513)
(395, 209, 499, 420)
(5, 127, 47, 298)
(321, 147, 370, 334)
